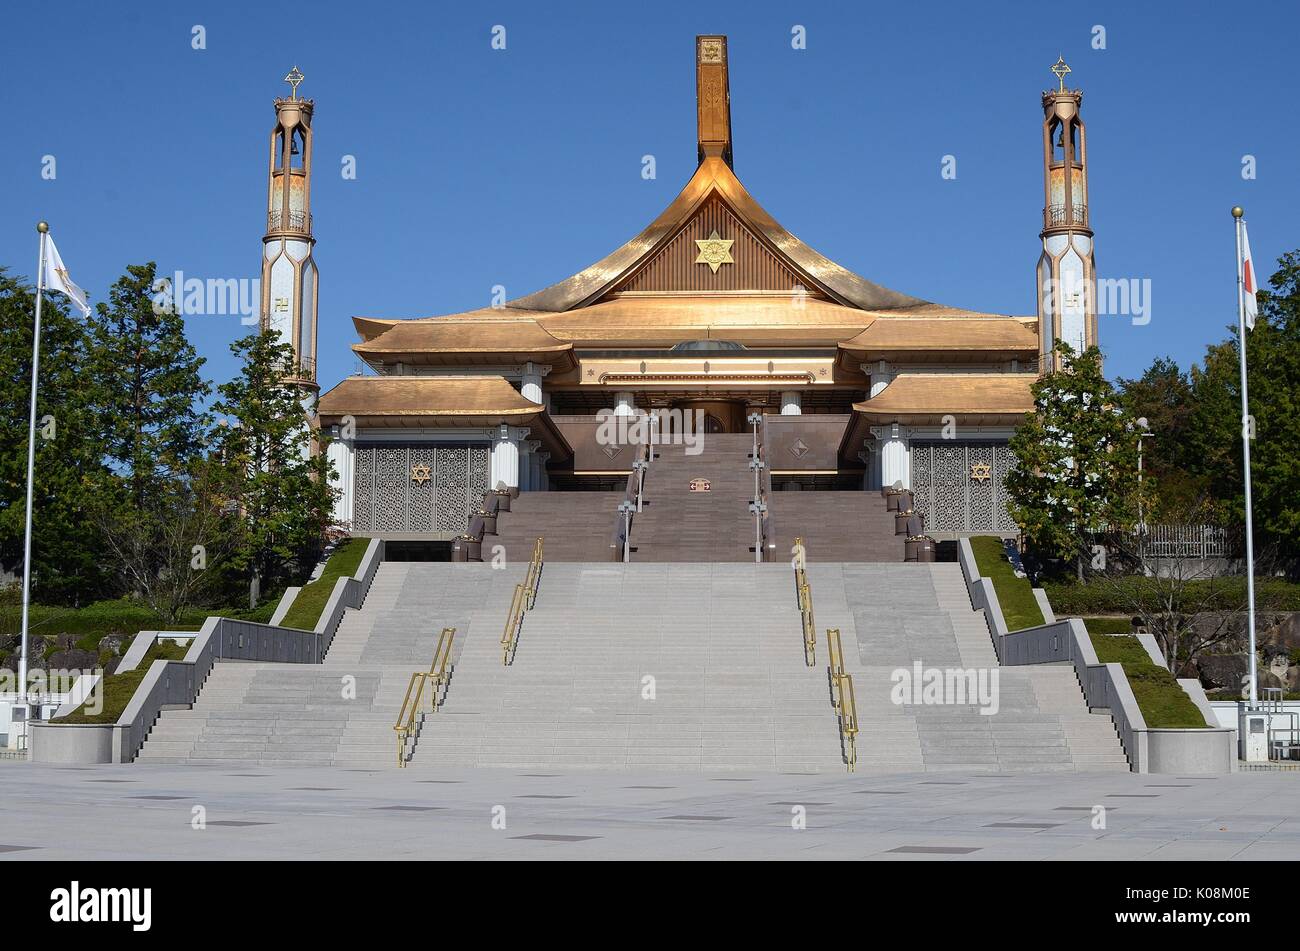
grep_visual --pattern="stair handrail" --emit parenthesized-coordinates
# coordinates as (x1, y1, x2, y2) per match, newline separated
(393, 626, 457, 767)
(501, 583, 527, 665)
(825, 627, 858, 772)
(609, 439, 650, 561)
(523, 536, 544, 609)
(793, 536, 815, 665)
(757, 413, 776, 562)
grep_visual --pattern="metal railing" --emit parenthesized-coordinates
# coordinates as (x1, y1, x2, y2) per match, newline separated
(393, 626, 457, 767)
(610, 440, 650, 562)
(501, 537, 544, 664)
(267, 210, 312, 233)
(1043, 203, 1088, 229)
(826, 627, 859, 772)
(793, 536, 816, 666)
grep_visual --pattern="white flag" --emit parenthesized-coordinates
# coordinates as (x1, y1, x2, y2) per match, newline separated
(41, 234, 91, 317)
(1240, 222, 1259, 330)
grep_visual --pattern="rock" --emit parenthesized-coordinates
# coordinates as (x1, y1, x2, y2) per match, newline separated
(45, 649, 99, 673)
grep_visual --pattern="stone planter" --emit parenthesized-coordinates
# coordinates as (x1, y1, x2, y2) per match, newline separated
(452, 535, 481, 562)
(478, 510, 498, 535)
(895, 510, 915, 535)
(905, 536, 936, 562)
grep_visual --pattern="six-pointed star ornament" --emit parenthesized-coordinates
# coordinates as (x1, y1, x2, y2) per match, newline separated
(410, 463, 432, 484)
(694, 230, 735, 273)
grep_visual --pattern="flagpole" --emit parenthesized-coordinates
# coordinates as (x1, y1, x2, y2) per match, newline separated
(19, 221, 49, 712)
(1232, 205, 1258, 708)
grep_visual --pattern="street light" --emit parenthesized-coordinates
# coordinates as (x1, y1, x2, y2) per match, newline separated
(1136, 417, 1153, 534)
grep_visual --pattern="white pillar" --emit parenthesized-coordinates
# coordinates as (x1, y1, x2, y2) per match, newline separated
(879, 423, 911, 490)
(614, 391, 636, 416)
(521, 362, 547, 405)
(490, 425, 523, 490)
(868, 360, 894, 398)
(519, 439, 542, 492)
(326, 430, 355, 525)
(780, 391, 802, 415)
(536, 451, 551, 490)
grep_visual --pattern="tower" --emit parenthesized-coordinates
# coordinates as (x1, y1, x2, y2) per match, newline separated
(261, 66, 319, 398)
(1036, 57, 1097, 372)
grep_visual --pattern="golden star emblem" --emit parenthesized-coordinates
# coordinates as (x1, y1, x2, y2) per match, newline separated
(694, 230, 735, 273)
(410, 463, 432, 484)
(969, 462, 993, 483)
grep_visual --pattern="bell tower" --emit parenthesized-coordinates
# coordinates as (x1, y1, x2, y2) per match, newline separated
(1036, 57, 1097, 372)
(261, 66, 319, 397)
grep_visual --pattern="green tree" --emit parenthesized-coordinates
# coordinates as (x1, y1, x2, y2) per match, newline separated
(212, 330, 334, 607)
(0, 268, 112, 604)
(1006, 342, 1141, 581)
(88, 263, 209, 504)
(86, 263, 217, 613)
(1116, 357, 1208, 519)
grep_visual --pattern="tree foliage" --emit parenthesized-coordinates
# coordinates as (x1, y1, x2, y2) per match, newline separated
(1006, 342, 1141, 580)
(211, 330, 334, 607)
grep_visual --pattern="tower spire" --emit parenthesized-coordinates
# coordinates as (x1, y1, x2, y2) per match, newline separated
(1035, 58, 1097, 373)
(261, 68, 319, 397)
(696, 35, 733, 168)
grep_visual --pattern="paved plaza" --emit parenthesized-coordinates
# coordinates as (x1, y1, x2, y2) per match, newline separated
(1, 762, 1296, 860)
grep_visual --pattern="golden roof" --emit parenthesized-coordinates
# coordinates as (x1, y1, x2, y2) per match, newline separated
(316, 376, 572, 459)
(353, 319, 576, 370)
(852, 373, 1036, 424)
(837, 318, 1039, 367)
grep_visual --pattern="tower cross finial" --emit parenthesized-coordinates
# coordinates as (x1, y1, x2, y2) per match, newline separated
(1050, 56, 1071, 93)
(284, 65, 305, 99)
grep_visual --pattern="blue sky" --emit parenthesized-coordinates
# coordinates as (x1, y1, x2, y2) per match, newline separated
(3, 0, 1296, 392)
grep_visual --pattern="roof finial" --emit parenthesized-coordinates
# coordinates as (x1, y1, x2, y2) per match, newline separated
(284, 65, 305, 100)
(1050, 56, 1071, 93)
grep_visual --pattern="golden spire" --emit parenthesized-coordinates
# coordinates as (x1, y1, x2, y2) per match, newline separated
(284, 65, 305, 100)
(1050, 56, 1071, 93)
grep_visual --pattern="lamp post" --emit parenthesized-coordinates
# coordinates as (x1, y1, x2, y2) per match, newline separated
(632, 459, 648, 512)
(748, 500, 767, 565)
(1136, 417, 1152, 534)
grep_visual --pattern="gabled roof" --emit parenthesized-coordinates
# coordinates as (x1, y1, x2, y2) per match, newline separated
(837, 318, 1039, 368)
(509, 157, 928, 313)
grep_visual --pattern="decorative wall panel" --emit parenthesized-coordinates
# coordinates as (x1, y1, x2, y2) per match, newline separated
(351, 443, 490, 534)
(910, 441, 1017, 534)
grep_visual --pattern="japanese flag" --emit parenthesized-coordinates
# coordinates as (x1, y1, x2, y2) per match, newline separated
(1240, 222, 1259, 330)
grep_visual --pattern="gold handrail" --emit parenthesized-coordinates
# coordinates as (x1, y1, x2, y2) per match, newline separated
(502, 538, 544, 664)
(825, 627, 857, 772)
(793, 537, 815, 666)
(393, 626, 457, 767)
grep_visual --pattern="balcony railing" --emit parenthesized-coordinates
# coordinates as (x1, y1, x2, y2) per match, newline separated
(267, 210, 312, 234)
(1043, 203, 1088, 230)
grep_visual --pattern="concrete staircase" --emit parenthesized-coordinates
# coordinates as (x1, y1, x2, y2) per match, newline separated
(769, 490, 903, 561)
(135, 563, 524, 767)
(630, 435, 757, 562)
(135, 559, 1128, 774)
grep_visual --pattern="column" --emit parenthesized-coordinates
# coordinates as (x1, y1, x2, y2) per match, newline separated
(326, 429, 354, 524)
(521, 362, 548, 405)
(614, 391, 636, 417)
(519, 439, 542, 492)
(780, 391, 802, 415)
(536, 451, 551, 491)
(868, 360, 894, 398)
(878, 423, 911, 490)
(489, 425, 525, 490)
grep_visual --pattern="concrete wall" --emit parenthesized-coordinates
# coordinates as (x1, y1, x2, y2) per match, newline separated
(33, 539, 387, 765)
(956, 538, 1237, 774)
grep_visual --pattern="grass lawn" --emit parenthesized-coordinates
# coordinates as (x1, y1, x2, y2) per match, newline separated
(1084, 622, 1208, 728)
(58, 640, 190, 724)
(278, 538, 370, 632)
(969, 536, 1045, 632)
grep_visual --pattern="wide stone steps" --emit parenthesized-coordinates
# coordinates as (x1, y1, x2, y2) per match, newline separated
(135, 556, 1129, 774)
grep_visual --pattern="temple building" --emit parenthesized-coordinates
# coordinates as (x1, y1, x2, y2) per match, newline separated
(312, 36, 1098, 543)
